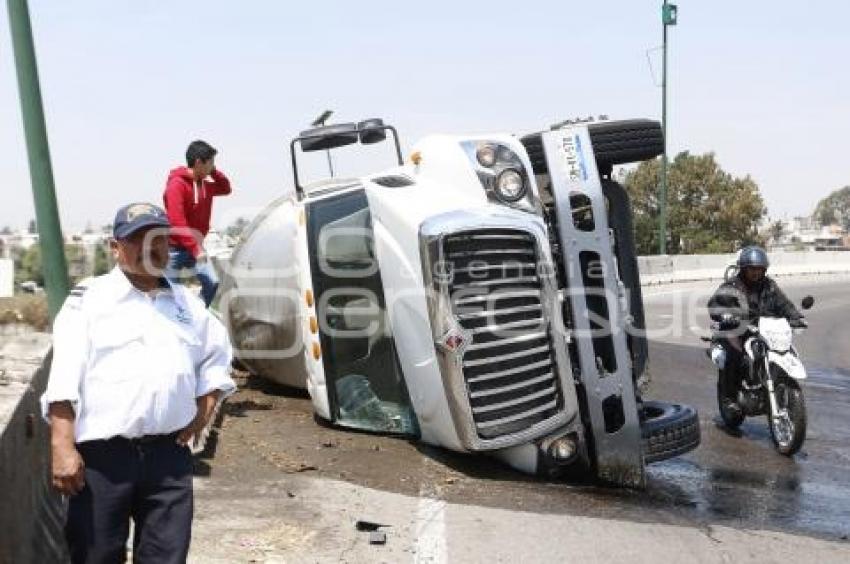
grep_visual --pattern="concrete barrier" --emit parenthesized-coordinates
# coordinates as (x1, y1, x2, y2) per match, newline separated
(212, 250, 850, 288)
(638, 251, 850, 285)
(0, 334, 67, 563)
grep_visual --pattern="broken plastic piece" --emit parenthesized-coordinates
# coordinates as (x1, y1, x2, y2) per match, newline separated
(369, 531, 387, 545)
(355, 520, 387, 532)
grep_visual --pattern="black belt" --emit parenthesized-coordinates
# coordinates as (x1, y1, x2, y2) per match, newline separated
(129, 431, 180, 444)
(81, 431, 181, 446)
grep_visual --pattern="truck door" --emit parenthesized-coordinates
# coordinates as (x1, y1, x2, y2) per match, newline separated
(305, 189, 418, 435)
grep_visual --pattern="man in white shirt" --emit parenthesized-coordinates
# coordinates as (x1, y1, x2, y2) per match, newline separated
(42, 202, 235, 563)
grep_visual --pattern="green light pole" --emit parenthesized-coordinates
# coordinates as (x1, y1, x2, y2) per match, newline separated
(659, 1, 677, 255)
(7, 0, 69, 320)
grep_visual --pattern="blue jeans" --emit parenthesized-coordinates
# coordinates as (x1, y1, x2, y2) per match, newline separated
(167, 247, 219, 307)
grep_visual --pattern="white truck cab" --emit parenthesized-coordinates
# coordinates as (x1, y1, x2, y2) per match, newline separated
(219, 118, 700, 486)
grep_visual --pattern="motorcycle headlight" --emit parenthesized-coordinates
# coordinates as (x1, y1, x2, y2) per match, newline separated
(462, 141, 537, 213)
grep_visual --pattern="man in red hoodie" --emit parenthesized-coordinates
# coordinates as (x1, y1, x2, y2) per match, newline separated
(163, 140, 232, 306)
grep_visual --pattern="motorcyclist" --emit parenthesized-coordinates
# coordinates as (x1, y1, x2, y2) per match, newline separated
(707, 246, 805, 416)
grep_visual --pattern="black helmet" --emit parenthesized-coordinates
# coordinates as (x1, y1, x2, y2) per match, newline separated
(737, 245, 769, 269)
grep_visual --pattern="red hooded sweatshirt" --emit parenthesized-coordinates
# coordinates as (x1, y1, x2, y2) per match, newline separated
(163, 167, 232, 257)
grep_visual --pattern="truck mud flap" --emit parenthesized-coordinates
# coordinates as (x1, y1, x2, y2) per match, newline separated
(540, 126, 646, 487)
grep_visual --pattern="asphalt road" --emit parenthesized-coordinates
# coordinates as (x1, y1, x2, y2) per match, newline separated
(642, 275, 850, 540)
(190, 275, 850, 562)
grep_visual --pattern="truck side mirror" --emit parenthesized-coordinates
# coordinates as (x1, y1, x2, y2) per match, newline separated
(801, 296, 814, 310)
(358, 118, 387, 145)
(299, 123, 359, 152)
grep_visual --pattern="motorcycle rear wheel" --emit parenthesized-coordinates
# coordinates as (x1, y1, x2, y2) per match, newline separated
(768, 370, 807, 456)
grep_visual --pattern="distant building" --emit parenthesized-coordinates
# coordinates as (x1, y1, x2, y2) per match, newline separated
(3, 230, 40, 251)
(765, 215, 847, 251)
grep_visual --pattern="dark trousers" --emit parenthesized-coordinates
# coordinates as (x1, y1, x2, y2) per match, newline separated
(719, 337, 746, 401)
(67, 434, 193, 564)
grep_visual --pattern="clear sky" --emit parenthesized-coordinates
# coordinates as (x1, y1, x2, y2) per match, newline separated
(1, 1, 847, 232)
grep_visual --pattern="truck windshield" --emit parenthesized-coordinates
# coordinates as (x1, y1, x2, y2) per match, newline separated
(305, 189, 418, 436)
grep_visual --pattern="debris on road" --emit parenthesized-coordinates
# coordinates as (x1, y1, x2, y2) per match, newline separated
(355, 520, 388, 532)
(369, 531, 387, 545)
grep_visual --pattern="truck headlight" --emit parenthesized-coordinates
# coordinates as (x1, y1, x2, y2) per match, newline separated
(462, 141, 538, 213)
(476, 145, 497, 167)
(495, 169, 526, 201)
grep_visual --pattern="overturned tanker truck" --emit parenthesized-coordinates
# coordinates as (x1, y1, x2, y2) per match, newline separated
(218, 117, 700, 486)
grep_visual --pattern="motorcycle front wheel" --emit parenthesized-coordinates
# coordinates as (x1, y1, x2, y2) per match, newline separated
(768, 368, 807, 456)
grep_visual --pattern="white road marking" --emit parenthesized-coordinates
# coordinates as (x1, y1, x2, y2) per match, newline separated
(414, 494, 448, 564)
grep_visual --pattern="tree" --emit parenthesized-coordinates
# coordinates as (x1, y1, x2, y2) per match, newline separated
(623, 152, 767, 255)
(15, 244, 42, 286)
(93, 244, 112, 276)
(813, 186, 850, 229)
(768, 220, 785, 245)
(13, 244, 109, 287)
(66, 245, 87, 281)
(27, 219, 37, 234)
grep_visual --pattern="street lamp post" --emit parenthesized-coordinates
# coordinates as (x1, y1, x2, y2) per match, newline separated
(659, 1, 677, 255)
(311, 110, 334, 177)
(7, 0, 69, 320)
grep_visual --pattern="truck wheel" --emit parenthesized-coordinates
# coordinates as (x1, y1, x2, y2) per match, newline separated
(520, 119, 665, 175)
(640, 400, 701, 464)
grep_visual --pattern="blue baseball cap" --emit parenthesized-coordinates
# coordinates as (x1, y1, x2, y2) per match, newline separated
(113, 203, 171, 239)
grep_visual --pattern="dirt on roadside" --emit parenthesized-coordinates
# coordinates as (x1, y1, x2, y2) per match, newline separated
(201, 371, 482, 496)
(0, 295, 49, 331)
(198, 371, 652, 522)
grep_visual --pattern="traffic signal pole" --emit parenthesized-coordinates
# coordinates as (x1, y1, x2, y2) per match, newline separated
(660, 2, 668, 254)
(7, 0, 69, 320)
(659, 1, 677, 255)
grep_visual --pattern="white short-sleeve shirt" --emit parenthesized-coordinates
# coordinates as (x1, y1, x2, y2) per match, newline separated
(42, 267, 235, 442)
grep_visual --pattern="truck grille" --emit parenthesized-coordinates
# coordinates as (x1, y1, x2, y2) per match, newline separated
(443, 229, 563, 439)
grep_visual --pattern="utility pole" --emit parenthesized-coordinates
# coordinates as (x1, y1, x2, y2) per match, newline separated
(7, 0, 69, 320)
(659, 1, 678, 255)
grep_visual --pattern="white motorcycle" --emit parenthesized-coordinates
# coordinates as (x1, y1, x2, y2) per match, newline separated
(705, 295, 814, 456)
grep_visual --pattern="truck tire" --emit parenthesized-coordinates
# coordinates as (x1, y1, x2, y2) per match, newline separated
(520, 119, 665, 175)
(640, 400, 700, 464)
